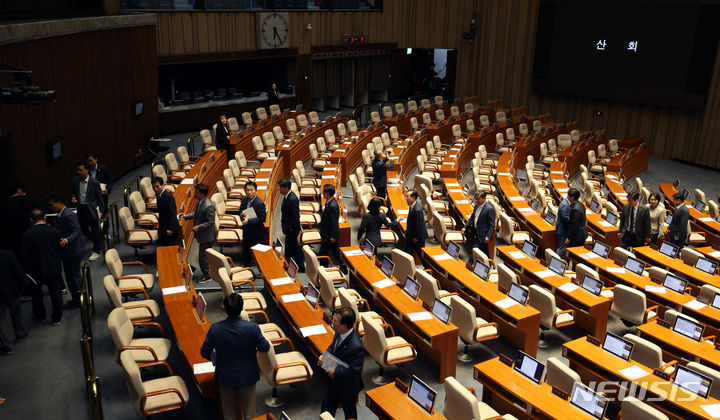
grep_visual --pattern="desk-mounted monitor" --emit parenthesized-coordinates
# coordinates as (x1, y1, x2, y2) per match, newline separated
(521, 240, 538, 259)
(674, 365, 712, 399)
(695, 257, 717, 275)
(407, 375, 437, 414)
(592, 241, 610, 259)
(581, 275, 603, 297)
(548, 256, 567, 276)
(431, 298, 452, 324)
(363, 239, 375, 258)
(658, 241, 679, 259)
(508, 283, 529, 306)
(663, 273, 687, 295)
(403, 276, 420, 301)
(624, 256, 646, 276)
(602, 332, 633, 361)
(305, 282, 319, 310)
(473, 261, 490, 281)
(673, 315, 704, 342)
(569, 382, 609, 420)
(380, 256, 395, 279)
(446, 241, 460, 260)
(513, 350, 544, 384)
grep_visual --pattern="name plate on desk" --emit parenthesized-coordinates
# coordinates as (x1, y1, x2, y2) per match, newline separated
(618, 365, 650, 380)
(558, 282, 580, 293)
(343, 249, 364, 257)
(606, 267, 626, 274)
(551, 386, 569, 400)
(586, 335, 600, 346)
(657, 319, 671, 328)
(499, 353, 514, 366)
(193, 362, 215, 375)
(162, 286, 187, 296)
(269, 277, 294, 286)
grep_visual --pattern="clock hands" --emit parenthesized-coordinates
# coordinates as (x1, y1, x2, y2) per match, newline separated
(273, 27, 280, 41)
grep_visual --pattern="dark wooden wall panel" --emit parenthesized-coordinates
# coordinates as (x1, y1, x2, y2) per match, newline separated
(0, 25, 158, 201)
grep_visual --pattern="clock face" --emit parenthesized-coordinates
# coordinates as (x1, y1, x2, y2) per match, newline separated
(258, 12, 289, 49)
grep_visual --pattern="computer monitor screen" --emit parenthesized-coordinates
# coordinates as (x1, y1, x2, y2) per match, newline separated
(592, 241, 610, 259)
(446, 241, 460, 259)
(274, 238, 283, 259)
(184, 263, 193, 290)
(602, 332, 633, 361)
(287, 258, 298, 279)
(473, 261, 490, 281)
(403, 277, 420, 300)
(431, 298, 452, 324)
(508, 283, 529, 306)
(521, 240, 537, 259)
(696, 200, 706, 213)
(195, 292, 207, 321)
(381, 256, 395, 278)
(581, 275, 603, 296)
(673, 316, 704, 341)
(305, 283, 319, 309)
(513, 351, 545, 384)
(530, 198, 540, 211)
(663, 273, 687, 294)
(363, 239, 375, 258)
(605, 212, 618, 226)
(590, 199, 600, 213)
(683, 189, 690, 201)
(545, 210, 556, 225)
(695, 257, 717, 275)
(673, 179, 680, 189)
(624, 257, 646, 276)
(712, 293, 720, 310)
(408, 376, 437, 414)
(666, 213, 673, 225)
(548, 257, 567, 276)
(569, 382, 609, 420)
(674, 365, 712, 399)
(659, 241, 679, 258)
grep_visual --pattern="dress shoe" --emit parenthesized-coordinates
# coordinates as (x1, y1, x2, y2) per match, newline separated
(1, 346, 13, 356)
(197, 276, 212, 284)
(88, 252, 101, 261)
(15, 330, 29, 343)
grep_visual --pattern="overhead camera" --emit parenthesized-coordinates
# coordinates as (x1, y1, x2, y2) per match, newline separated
(0, 62, 56, 105)
(462, 17, 477, 41)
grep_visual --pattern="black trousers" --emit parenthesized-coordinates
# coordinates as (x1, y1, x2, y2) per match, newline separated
(321, 383, 359, 419)
(620, 232, 643, 250)
(243, 236, 262, 267)
(158, 230, 179, 246)
(31, 274, 64, 323)
(77, 204, 102, 253)
(284, 230, 304, 269)
(0, 289, 26, 339)
(406, 239, 425, 259)
(319, 238, 345, 270)
(62, 256, 82, 303)
(375, 186, 387, 200)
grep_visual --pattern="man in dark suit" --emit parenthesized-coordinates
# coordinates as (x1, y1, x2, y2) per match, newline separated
(181, 183, 216, 282)
(462, 191, 496, 258)
(319, 184, 346, 272)
(404, 190, 427, 258)
(152, 177, 180, 245)
(72, 162, 106, 261)
(268, 82, 280, 105)
(669, 192, 689, 248)
(318, 307, 365, 420)
(239, 181, 266, 267)
(85, 153, 113, 210)
(0, 248, 29, 351)
(619, 191, 651, 249)
(371, 151, 394, 199)
(216, 114, 232, 161)
(201, 293, 270, 420)
(565, 188, 588, 247)
(278, 178, 304, 271)
(48, 193, 84, 309)
(22, 209, 64, 325)
(0, 181, 35, 258)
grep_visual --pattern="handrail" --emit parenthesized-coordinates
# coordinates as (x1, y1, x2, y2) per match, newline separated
(80, 329, 104, 419)
(99, 202, 119, 254)
(81, 263, 95, 318)
(122, 174, 143, 208)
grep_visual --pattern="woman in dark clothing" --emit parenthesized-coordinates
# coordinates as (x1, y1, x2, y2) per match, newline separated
(357, 198, 397, 250)
(215, 114, 232, 160)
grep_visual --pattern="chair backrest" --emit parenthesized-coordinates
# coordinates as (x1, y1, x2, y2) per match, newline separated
(545, 357, 581, 395)
(223, 168, 237, 189)
(347, 119, 357, 132)
(256, 107, 268, 120)
(466, 119, 475, 133)
(662, 309, 698, 326)
(381, 132, 391, 147)
(497, 212, 514, 244)
(309, 111, 319, 124)
(269, 104, 281, 117)
(709, 200, 719, 219)
(472, 248, 491, 267)
(324, 129, 337, 145)
(435, 109, 445, 121)
(687, 362, 720, 400)
(395, 103, 405, 115)
(391, 249, 416, 286)
(211, 193, 228, 215)
(443, 376, 483, 420)
(495, 111, 507, 124)
(548, 138, 557, 152)
(273, 126, 284, 141)
(452, 124, 462, 138)
(286, 118, 297, 133)
(361, 313, 389, 365)
(139, 177, 155, 201)
(624, 334, 663, 369)
(262, 131, 275, 148)
(118, 207, 135, 234)
(611, 284, 647, 325)
(620, 396, 669, 420)
(506, 127, 515, 140)
(119, 351, 148, 415)
(647, 266, 669, 285)
(464, 103, 474, 114)
(297, 113, 309, 128)
(337, 122, 347, 137)
(165, 153, 180, 172)
(177, 146, 191, 164)
(309, 143, 320, 160)
(518, 123, 528, 136)
(108, 307, 134, 349)
(303, 245, 320, 287)
(241, 112, 253, 125)
(407, 100, 418, 112)
(128, 191, 147, 216)
(480, 115, 490, 127)
(217, 267, 235, 299)
(575, 263, 599, 283)
(680, 247, 703, 266)
(382, 106, 393, 118)
(252, 136, 264, 153)
(226, 117, 239, 132)
(612, 247, 633, 267)
(449, 296, 478, 344)
(497, 263, 516, 293)
(338, 288, 361, 327)
(388, 125, 399, 140)
(570, 129, 580, 142)
(317, 137, 328, 153)
(206, 248, 229, 284)
(528, 285, 556, 328)
(496, 133, 505, 146)
(103, 274, 124, 309)
(422, 112, 431, 125)
(415, 269, 441, 305)
(256, 342, 279, 384)
(450, 105, 460, 117)
(434, 95, 443, 106)
(700, 284, 720, 301)
(370, 111, 381, 123)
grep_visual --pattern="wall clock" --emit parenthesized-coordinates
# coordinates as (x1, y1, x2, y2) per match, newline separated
(257, 12, 289, 50)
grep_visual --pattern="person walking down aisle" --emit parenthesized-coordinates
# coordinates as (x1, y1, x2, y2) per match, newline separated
(371, 151, 394, 199)
(278, 178, 304, 271)
(47, 193, 83, 309)
(565, 188, 588, 248)
(180, 184, 216, 283)
(71, 162, 105, 261)
(0, 249, 29, 354)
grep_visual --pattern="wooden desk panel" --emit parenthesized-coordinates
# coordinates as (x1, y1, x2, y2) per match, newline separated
(660, 183, 720, 247)
(365, 382, 447, 419)
(334, 125, 386, 183)
(606, 146, 650, 180)
(632, 246, 720, 294)
(637, 320, 720, 371)
(422, 246, 541, 357)
(696, 246, 720, 265)
(230, 110, 307, 161)
(341, 246, 458, 382)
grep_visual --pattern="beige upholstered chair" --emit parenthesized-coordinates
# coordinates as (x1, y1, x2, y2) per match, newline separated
(286, 118, 297, 134)
(253, 136, 272, 160)
(466, 119, 475, 133)
(421, 98, 431, 109)
(105, 248, 155, 293)
(479, 115, 490, 127)
(273, 126, 285, 142)
(680, 247, 703, 266)
(394, 103, 405, 115)
(443, 376, 500, 420)
(303, 246, 346, 289)
(435, 109, 445, 121)
(450, 105, 460, 117)
(361, 313, 417, 384)
(296, 113, 309, 129)
(407, 100, 418, 112)
(391, 249, 416, 285)
(206, 248, 254, 289)
(164, 153, 186, 179)
(498, 212, 530, 246)
(269, 104, 281, 117)
(119, 351, 189, 416)
(257, 339, 313, 407)
(623, 334, 677, 376)
(213, 213, 243, 250)
(700, 284, 720, 302)
(226, 117, 240, 133)
(210, 194, 242, 229)
(308, 111, 319, 124)
(687, 362, 720, 400)
(346, 119, 357, 133)
(449, 296, 499, 362)
(108, 307, 170, 363)
(103, 275, 160, 323)
(200, 129, 217, 153)
(337, 288, 383, 336)
(434, 95, 443, 106)
(138, 177, 158, 210)
(545, 357, 581, 395)
(496, 133, 512, 153)
(217, 267, 266, 312)
(422, 112, 432, 126)
(415, 269, 456, 309)
(497, 264, 517, 294)
(557, 134, 572, 150)
(528, 285, 575, 348)
(119, 207, 158, 256)
(152, 162, 181, 185)
(611, 284, 657, 329)
(240, 309, 287, 345)
(612, 247, 633, 267)
(472, 248, 498, 283)
(241, 112, 253, 126)
(410, 117, 419, 132)
(320, 412, 335, 420)
(382, 106, 393, 118)
(309, 144, 329, 171)
(431, 209, 464, 245)
(256, 107, 268, 120)
(176, 146, 198, 170)
(620, 396, 669, 420)
(575, 263, 613, 299)
(215, 181, 242, 209)
(128, 191, 158, 228)
(495, 111, 507, 124)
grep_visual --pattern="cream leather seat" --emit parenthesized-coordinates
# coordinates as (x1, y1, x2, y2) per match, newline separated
(431, 209, 465, 245)
(257, 339, 313, 407)
(206, 248, 254, 289)
(269, 104, 281, 117)
(498, 212, 530, 245)
(119, 206, 158, 256)
(545, 357, 581, 395)
(128, 191, 158, 228)
(449, 296, 499, 362)
(624, 334, 677, 376)
(620, 396, 669, 420)
(415, 269, 456, 309)
(286, 118, 297, 134)
(210, 193, 242, 228)
(497, 263, 518, 294)
(443, 376, 500, 420)
(253, 136, 272, 160)
(200, 129, 217, 153)
(120, 351, 189, 416)
(303, 245, 346, 289)
(240, 309, 286, 344)
(391, 249, 416, 285)
(176, 146, 198, 170)
(361, 313, 417, 384)
(528, 284, 575, 348)
(216, 267, 266, 312)
(338, 288, 383, 336)
(308, 111, 319, 124)
(108, 307, 170, 363)
(164, 153, 186, 179)
(256, 107, 268, 120)
(103, 275, 160, 323)
(296, 113, 309, 129)
(105, 248, 155, 292)
(138, 177, 158, 210)
(241, 112, 253, 126)
(680, 247, 703, 266)
(611, 284, 657, 329)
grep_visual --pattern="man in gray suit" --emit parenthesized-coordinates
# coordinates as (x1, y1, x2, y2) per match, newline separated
(669, 192, 689, 248)
(619, 191, 651, 249)
(181, 183, 216, 283)
(462, 190, 496, 259)
(72, 162, 106, 261)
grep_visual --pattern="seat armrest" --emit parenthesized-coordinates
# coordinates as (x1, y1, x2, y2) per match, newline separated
(660, 360, 678, 372)
(140, 388, 186, 415)
(122, 261, 150, 273)
(133, 321, 166, 337)
(383, 343, 417, 365)
(644, 305, 659, 322)
(269, 337, 295, 351)
(137, 360, 174, 376)
(473, 322, 500, 342)
(273, 361, 312, 385)
(553, 309, 575, 327)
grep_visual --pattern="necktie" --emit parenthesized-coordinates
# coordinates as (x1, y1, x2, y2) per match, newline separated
(330, 334, 340, 353)
(629, 207, 635, 233)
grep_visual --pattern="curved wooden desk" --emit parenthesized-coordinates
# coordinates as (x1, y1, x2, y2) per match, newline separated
(660, 183, 720, 247)
(638, 319, 720, 371)
(365, 382, 447, 419)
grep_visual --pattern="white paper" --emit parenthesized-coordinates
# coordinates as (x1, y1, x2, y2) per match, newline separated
(258, 168, 272, 173)
(269, 277, 294, 286)
(498, 172, 511, 176)
(388, 178, 400, 183)
(281, 293, 305, 303)
(551, 171, 564, 175)
(446, 183, 459, 187)
(100, 183, 107, 191)
(257, 185, 268, 190)
(322, 175, 335, 179)
(508, 251, 526, 259)
(343, 249, 364, 257)
(586, 209, 593, 215)
(336, 149, 346, 153)
(300, 324, 328, 337)
(687, 204, 694, 208)
(684, 299, 707, 311)
(449, 189, 464, 193)
(456, 200, 470, 204)
(255, 178, 270, 183)
(242, 207, 258, 221)
(193, 362, 215, 374)
(251, 244, 272, 252)
(619, 365, 650, 381)
(162, 286, 187, 295)
(267, 157, 277, 161)
(433, 253, 453, 261)
(580, 252, 598, 259)
(408, 311, 433, 322)
(558, 282, 580, 293)
(645, 285, 666, 294)
(321, 350, 349, 372)
(372, 279, 396, 289)
(558, 188, 568, 193)
(710, 251, 720, 258)
(495, 297, 518, 309)
(700, 404, 720, 418)
(509, 196, 525, 201)
(598, 221, 614, 228)
(442, 162, 453, 166)
(606, 267, 626, 274)
(397, 209, 409, 215)
(517, 207, 535, 213)
(700, 217, 714, 222)
(535, 270, 556, 278)
(605, 174, 616, 179)
(180, 178, 194, 185)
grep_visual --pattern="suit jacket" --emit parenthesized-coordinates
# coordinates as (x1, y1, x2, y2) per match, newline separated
(406, 200, 427, 243)
(216, 124, 230, 150)
(0, 249, 24, 299)
(0, 194, 35, 255)
(371, 158, 394, 190)
(669, 203, 689, 241)
(72, 175, 106, 216)
(56, 207, 84, 259)
(21, 223, 62, 279)
(325, 330, 364, 394)
(157, 189, 180, 237)
(568, 200, 588, 246)
(185, 197, 216, 244)
(357, 212, 393, 248)
(200, 317, 270, 388)
(320, 197, 340, 240)
(89, 164, 113, 193)
(268, 89, 280, 105)
(464, 202, 495, 243)
(556, 198, 571, 238)
(619, 203, 651, 243)
(240, 196, 267, 243)
(281, 192, 301, 235)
